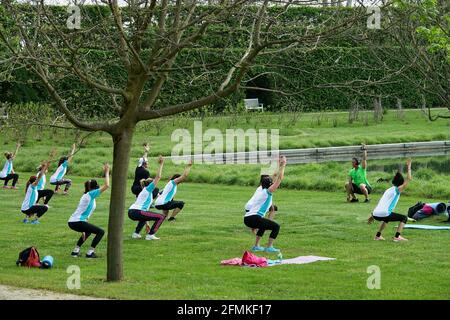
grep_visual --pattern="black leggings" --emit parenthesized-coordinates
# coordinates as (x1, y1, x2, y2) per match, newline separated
(0, 173, 19, 187)
(68, 221, 105, 248)
(37, 189, 54, 205)
(373, 212, 408, 224)
(51, 179, 72, 191)
(244, 215, 280, 239)
(128, 209, 165, 235)
(131, 185, 160, 199)
(22, 205, 48, 218)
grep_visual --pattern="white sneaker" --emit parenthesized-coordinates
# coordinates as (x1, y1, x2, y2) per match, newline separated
(145, 234, 160, 240)
(132, 233, 142, 239)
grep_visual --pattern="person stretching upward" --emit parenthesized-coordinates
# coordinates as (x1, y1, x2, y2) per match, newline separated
(21, 160, 50, 224)
(128, 156, 165, 240)
(244, 156, 286, 253)
(36, 149, 57, 206)
(368, 159, 413, 242)
(154, 160, 193, 221)
(346, 143, 372, 203)
(0, 142, 20, 189)
(68, 163, 110, 258)
(50, 143, 76, 195)
(131, 143, 159, 200)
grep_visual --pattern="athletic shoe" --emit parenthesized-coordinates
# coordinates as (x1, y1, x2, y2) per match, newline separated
(10, 186, 18, 190)
(265, 246, 280, 253)
(2, 186, 10, 189)
(132, 233, 142, 239)
(251, 246, 265, 252)
(374, 235, 385, 241)
(145, 234, 160, 240)
(364, 199, 370, 203)
(407, 217, 417, 223)
(63, 191, 69, 195)
(71, 251, 80, 257)
(31, 220, 40, 225)
(350, 198, 359, 203)
(393, 236, 408, 242)
(22, 218, 29, 224)
(86, 252, 98, 258)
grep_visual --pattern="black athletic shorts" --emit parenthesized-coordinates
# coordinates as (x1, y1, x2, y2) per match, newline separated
(352, 183, 372, 195)
(373, 212, 408, 224)
(155, 200, 185, 211)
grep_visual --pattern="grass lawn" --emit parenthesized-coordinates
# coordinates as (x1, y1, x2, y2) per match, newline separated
(0, 176, 449, 299)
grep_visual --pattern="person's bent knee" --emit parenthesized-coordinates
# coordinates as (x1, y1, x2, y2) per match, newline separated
(178, 201, 185, 210)
(98, 228, 105, 236)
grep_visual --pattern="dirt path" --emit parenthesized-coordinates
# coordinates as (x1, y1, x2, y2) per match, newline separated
(0, 284, 107, 300)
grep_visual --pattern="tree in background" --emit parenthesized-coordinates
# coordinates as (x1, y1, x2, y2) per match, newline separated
(0, 0, 379, 281)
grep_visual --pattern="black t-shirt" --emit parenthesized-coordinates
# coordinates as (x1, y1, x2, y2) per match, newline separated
(132, 166, 150, 188)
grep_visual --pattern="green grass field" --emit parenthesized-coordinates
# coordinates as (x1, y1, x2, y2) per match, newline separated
(0, 109, 448, 299)
(0, 177, 449, 299)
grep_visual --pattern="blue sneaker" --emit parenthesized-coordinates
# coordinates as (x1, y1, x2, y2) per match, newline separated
(31, 219, 40, 225)
(22, 218, 29, 224)
(265, 246, 280, 253)
(251, 246, 265, 252)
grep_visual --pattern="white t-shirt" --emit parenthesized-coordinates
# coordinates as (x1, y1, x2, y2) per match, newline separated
(36, 173, 46, 191)
(373, 186, 401, 217)
(245, 186, 262, 211)
(129, 182, 156, 211)
(21, 184, 38, 211)
(245, 188, 273, 218)
(155, 180, 177, 206)
(68, 189, 101, 222)
(0, 159, 13, 178)
(50, 160, 68, 183)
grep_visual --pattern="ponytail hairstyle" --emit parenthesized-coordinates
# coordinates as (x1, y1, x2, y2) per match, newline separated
(171, 174, 181, 181)
(392, 171, 405, 187)
(140, 178, 153, 188)
(5, 152, 12, 160)
(261, 176, 273, 189)
(352, 157, 359, 166)
(58, 156, 68, 167)
(25, 176, 37, 194)
(84, 179, 99, 193)
(260, 175, 270, 185)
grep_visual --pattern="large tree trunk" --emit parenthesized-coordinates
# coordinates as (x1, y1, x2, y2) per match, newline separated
(107, 126, 135, 281)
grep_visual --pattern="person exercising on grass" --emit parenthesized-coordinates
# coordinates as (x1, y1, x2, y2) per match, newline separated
(50, 143, 76, 195)
(345, 143, 372, 203)
(0, 142, 21, 189)
(368, 159, 414, 242)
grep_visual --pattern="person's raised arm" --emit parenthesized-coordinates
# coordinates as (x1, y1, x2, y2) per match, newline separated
(173, 159, 193, 184)
(143, 143, 150, 160)
(268, 156, 286, 193)
(33, 161, 49, 186)
(68, 143, 76, 163)
(361, 143, 368, 169)
(152, 156, 164, 186)
(398, 159, 412, 193)
(11, 142, 21, 160)
(100, 163, 110, 193)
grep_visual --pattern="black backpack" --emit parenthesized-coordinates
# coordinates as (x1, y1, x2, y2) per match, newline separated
(408, 202, 425, 218)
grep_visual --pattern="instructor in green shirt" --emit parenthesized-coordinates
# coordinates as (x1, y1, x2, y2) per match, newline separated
(345, 143, 372, 203)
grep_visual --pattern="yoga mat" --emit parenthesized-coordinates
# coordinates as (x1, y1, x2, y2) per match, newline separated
(404, 224, 450, 230)
(269, 255, 336, 266)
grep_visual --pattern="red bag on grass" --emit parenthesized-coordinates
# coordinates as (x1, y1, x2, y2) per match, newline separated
(242, 251, 268, 267)
(16, 247, 41, 268)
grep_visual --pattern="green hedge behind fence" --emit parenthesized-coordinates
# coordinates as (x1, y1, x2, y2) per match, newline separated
(0, 5, 443, 115)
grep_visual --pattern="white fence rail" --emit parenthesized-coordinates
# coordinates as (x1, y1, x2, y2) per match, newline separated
(169, 141, 450, 164)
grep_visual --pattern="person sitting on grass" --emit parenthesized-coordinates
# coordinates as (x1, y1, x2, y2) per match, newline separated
(50, 143, 76, 195)
(368, 159, 414, 242)
(0, 142, 21, 190)
(68, 163, 110, 259)
(244, 156, 286, 253)
(131, 143, 160, 201)
(345, 143, 372, 203)
(154, 160, 193, 221)
(129, 156, 166, 240)
(21, 160, 50, 224)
